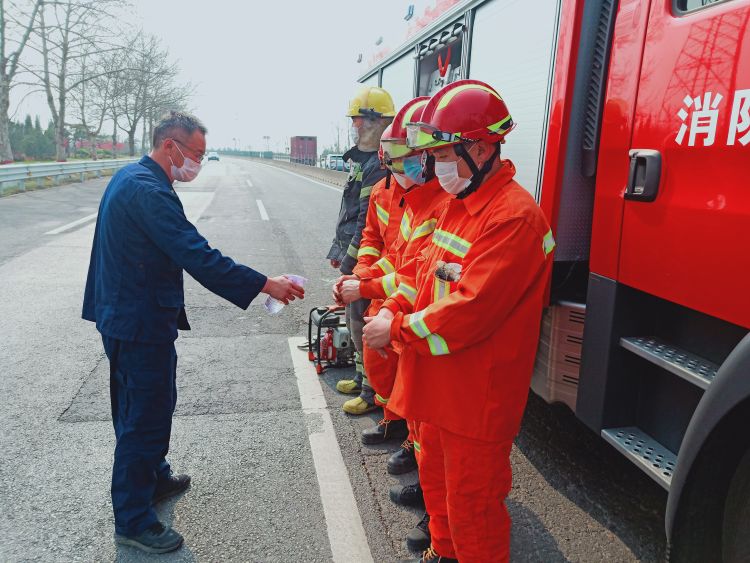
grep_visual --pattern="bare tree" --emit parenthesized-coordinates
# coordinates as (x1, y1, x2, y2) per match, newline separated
(0, 0, 42, 163)
(114, 32, 190, 156)
(28, 0, 123, 160)
(69, 44, 126, 159)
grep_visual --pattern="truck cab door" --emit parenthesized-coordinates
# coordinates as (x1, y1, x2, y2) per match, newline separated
(619, 0, 750, 328)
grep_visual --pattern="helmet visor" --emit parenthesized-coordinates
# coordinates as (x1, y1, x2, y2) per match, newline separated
(380, 139, 412, 160)
(406, 122, 460, 150)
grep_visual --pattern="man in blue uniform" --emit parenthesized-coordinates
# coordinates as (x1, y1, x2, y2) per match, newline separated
(82, 111, 304, 553)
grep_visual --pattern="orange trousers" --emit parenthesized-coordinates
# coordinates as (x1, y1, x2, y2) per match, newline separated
(415, 422, 513, 562)
(363, 301, 401, 420)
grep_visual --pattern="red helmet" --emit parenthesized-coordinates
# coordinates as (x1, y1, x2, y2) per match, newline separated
(406, 80, 514, 150)
(380, 96, 430, 161)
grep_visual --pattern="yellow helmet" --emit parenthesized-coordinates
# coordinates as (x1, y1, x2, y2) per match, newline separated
(346, 86, 396, 118)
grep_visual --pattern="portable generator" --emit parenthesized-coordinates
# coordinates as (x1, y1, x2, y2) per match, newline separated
(307, 306, 355, 374)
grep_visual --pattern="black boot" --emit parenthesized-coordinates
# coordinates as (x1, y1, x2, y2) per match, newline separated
(389, 481, 423, 507)
(388, 440, 418, 474)
(114, 522, 184, 554)
(152, 473, 191, 505)
(404, 545, 458, 562)
(361, 418, 408, 445)
(406, 512, 431, 552)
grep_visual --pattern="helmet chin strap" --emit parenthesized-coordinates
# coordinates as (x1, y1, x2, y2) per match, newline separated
(453, 142, 501, 199)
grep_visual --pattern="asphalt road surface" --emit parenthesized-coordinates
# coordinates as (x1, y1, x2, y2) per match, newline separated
(0, 157, 667, 562)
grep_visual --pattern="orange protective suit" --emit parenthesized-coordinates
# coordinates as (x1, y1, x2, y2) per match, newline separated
(383, 161, 555, 561)
(353, 175, 406, 416)
(358, 177, 451, 416)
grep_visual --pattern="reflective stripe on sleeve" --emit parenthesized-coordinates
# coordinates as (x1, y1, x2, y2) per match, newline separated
(375, 256, 395, 274)
(543, 229, 556, 257)
(359, 184, 372, 198)
(432, 229, 471, 259)
(381, 272, 398, 296)
(375, 203, 390, 226)
(357, 246, 380, 258)
(347, 244, 359, 259)
(411, 218, 437, 240)
(413, 440, 421, 452)
(396, 283, 417, 305)
(426, 333, 450, 356)
(407, 310, 450, 355)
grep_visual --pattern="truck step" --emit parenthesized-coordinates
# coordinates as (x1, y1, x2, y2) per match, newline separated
(620, 336, 719, 390)
(601, 427, 676, 490)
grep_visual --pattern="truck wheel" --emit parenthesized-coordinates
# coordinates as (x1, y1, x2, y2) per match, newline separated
(723, 447, 750, 562)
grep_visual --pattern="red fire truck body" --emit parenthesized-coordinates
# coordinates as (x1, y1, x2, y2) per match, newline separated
(357, 0, 750, 558)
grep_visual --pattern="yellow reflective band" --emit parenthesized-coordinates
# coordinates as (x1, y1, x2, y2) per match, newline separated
(413, 441, 421, 452)
(426, 333, 450, 356)
(437, 83, 503, 111)
(488, 114, 513, 135)
(376, 203, 390, 226)
(400, 213, 413, 241)
(358, 246, 380, 258)
(347, 244, 359, 259)
(360, 184, 372, 198)
(375, 393, 389, 404)
(382, 272, 398, 296)
(396, 283, 417, 305)
(411, 218, 437, 240)
(433, 278, 450, 303)
(543, 229, 556, 257)
(375, 256, 395, 274)
(432, 229, 471, 259)
(408, 310, 431, 338)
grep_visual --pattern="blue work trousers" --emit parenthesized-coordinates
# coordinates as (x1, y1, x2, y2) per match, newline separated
(102, 335, 177, 536)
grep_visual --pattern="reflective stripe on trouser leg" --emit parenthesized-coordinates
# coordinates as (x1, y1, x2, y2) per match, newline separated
(363, 334, 401, 418)
(346, 298, 371, 396)
(417, 422, 456, 559)
(443, 428, 513, 562)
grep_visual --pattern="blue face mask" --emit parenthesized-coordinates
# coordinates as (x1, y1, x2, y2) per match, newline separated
(403, 154, 426, 185)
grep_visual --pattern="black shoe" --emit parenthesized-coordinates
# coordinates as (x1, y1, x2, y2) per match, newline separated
(152, 473, 191, 504)
(361, 418, 409, 445)
(114, 522, 184, 554)
(389, 482, 423, 507)
(402, 545, 458, 562)
(406, 512, 431, 552)
(388, 440, 418, 475)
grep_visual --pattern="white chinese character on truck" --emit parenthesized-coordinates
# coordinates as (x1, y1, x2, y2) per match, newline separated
(676, 89, 750, 146)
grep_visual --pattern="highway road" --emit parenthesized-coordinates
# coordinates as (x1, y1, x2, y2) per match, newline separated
(0, 157, 667, 562)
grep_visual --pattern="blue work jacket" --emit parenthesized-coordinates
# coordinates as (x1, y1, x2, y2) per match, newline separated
(82, 156, 267, 343)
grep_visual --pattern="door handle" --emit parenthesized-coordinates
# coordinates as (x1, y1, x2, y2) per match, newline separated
(625, 149, 662, 202)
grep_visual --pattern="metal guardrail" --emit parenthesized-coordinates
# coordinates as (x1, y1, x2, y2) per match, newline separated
(0, 158, 139, 194)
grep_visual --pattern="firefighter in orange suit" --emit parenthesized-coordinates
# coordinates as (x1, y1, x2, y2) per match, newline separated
(337, 97, 438, 450)
(363, 80, 556, 563)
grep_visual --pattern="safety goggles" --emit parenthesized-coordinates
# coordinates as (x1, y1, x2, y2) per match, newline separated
(406, 123, 461, 150)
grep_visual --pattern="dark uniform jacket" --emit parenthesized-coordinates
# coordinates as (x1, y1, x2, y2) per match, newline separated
(82, 156, 267, 343)
(326, 147, 386, 275)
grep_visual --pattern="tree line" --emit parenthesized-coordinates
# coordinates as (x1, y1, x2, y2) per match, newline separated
(0, 0, 192, 163)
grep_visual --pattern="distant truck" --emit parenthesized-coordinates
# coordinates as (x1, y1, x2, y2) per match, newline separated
(290, 136, 317, 166)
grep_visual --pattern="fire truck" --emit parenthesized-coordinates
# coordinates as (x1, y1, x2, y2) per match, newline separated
(356, 0, 750, 559)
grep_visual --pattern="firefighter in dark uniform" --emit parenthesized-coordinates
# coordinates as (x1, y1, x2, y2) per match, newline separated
(327, 87, 395, 414)
(82, 111, 304, 554)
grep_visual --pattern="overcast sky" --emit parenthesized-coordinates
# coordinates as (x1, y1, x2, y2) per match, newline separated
(11, 0, 425, 152)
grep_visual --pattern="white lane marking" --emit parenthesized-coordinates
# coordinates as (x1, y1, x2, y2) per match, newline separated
(45, 212, 98, 235)
(246, 179, 253, 188)
(256, 163, 344, 193)
(287, 337, 374, 563)
(256, 199, 269, 221)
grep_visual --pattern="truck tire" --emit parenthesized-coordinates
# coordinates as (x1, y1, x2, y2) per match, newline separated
(723, 447, 750, 562)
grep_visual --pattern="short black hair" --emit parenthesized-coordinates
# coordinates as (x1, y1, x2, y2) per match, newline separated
(152, 110, 207, 148)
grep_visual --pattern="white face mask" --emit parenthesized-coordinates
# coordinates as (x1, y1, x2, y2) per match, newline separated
(434, 160, 471, 195)
(170, 143, 202, 182)
(391, 172, 415, 189)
